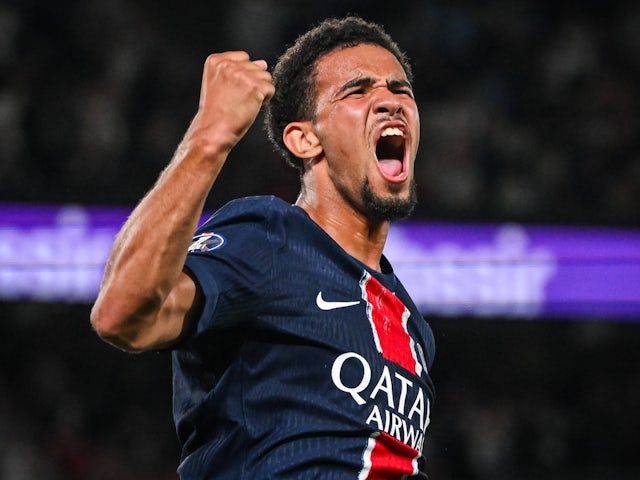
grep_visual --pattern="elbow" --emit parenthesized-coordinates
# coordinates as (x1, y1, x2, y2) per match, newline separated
(90, 299, 150, 353)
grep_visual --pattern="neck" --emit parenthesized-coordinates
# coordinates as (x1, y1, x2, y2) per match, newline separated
(296, 187, 389, 272)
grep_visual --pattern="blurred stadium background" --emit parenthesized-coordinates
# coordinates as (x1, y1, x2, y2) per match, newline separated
(1, 0, 639, 478)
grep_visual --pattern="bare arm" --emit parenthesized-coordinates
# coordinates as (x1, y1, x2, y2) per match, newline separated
(90, 51, 275, 352)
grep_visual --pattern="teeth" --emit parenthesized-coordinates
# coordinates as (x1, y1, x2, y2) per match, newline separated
(381, 127, 404, 137)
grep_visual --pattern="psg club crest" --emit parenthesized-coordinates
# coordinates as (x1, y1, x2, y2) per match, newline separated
(188, 232, 226, 252)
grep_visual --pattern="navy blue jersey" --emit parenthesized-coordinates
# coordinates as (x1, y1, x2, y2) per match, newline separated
(174, 196, 435, 479)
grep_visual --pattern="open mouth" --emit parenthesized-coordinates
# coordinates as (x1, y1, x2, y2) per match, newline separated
(375, 126, 406, 179)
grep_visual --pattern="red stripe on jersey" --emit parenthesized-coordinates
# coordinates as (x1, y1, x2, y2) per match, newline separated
(361, 273, 421, 376)
(359, 431, 419, 479)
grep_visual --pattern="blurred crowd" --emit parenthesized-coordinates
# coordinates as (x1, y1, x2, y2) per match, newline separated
(2, 303, 639, 480)
(1, 0, 638, 225)
(1, 303, 179, 480)
(1, 0, 640, 479)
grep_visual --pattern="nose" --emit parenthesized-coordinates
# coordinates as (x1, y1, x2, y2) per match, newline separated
(373, 88, 403, 116)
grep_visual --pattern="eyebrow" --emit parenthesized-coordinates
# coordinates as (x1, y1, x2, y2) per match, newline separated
(388, 79, 413, 91)
(336, 76, 413, 95)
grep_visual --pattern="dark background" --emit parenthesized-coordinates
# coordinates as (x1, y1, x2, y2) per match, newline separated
(1, 0, 639, 478)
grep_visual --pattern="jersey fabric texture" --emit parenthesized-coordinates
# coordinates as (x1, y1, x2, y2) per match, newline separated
(173, 195, 436, 479)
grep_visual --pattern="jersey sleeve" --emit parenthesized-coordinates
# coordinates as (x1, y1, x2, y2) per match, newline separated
(183, 197, 279, 335)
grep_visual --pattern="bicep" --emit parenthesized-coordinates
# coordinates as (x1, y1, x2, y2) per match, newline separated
(150, 270, 203, 350)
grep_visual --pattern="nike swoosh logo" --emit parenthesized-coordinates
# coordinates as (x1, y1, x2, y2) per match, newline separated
(316, 292, 360, 311)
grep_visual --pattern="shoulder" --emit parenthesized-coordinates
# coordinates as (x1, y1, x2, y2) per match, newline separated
(198, 195, 292, 231)
(189, 196, 300, 256)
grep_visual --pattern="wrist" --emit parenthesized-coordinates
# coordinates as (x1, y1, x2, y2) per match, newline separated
(175, 127, 233, 174)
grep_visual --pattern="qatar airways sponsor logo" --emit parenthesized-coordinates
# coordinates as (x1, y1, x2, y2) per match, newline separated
(331, 352, 431, 453)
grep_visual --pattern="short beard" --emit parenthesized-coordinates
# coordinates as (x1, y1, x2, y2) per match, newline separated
(361, 178, 418, 222)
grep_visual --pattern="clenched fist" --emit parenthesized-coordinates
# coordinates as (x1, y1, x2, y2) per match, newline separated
(186, 51, 275, 158)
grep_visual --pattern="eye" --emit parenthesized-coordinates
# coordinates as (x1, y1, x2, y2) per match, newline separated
(394, 87, 414, 98)
(345, 88, 365, 98)
(388, 80, 415, 98)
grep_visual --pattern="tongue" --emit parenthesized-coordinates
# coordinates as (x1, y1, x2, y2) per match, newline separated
(378, 159, 403, 177)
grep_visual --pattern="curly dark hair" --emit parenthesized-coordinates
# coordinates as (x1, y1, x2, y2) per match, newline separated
(264, 16, 413, 172)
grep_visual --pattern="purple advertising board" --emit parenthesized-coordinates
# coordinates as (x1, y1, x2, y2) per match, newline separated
(1, 203, 639, 320)
(385, 222, 640, 319)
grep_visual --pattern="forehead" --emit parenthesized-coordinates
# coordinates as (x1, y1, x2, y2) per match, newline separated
(313, 44, 408, 93)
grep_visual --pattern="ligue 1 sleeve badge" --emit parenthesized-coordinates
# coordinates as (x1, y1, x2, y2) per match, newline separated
(188, 232, 226, 252)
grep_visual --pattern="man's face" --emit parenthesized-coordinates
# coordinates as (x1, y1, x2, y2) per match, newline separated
(311, 43, 420, 221)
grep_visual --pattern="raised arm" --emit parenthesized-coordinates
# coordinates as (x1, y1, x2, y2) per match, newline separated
(90, 52, 274, 352)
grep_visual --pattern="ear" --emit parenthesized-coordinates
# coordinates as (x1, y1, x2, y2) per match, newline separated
(283, 121, 323, 160)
